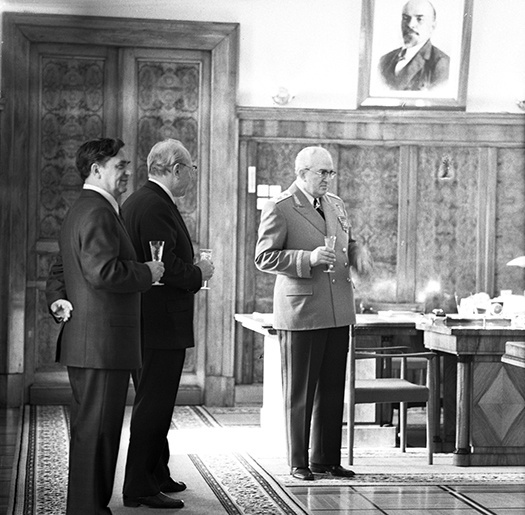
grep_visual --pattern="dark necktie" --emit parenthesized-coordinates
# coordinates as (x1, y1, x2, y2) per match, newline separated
(314, 198, 325, 220)
(397, 48, 407, 62)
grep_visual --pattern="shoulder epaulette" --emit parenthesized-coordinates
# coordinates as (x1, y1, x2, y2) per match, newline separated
(275, 190, 292, 203)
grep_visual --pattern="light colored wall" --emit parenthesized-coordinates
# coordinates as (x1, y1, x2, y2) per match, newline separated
(1, 0, 524, 112)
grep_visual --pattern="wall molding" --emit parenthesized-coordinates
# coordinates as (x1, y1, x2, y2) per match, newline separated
(237, 107, 525, 147)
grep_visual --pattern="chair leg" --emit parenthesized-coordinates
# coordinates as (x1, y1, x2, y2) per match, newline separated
(348, 398, 355, 465)
(400, 401, 407, 452)
(427, 358, 436, 465)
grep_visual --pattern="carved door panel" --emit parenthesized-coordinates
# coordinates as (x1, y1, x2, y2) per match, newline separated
(28, 43, 210, 390)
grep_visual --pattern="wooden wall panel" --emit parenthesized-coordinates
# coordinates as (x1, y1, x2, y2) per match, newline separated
(237, 108, 525, 383)
(338, 145, 399, 303)
(415, 146, 480, 303)
(494, 148, 525, 295)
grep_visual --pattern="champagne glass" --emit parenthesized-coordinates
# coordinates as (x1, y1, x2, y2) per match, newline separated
(200, 249, 212, 290)
(149, 240, 165, 285)
(324, 235, 336, 273)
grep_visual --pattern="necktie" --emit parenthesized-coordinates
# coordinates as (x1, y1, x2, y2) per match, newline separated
(314, 198, 325, 220)
(395, 48, 407, 76)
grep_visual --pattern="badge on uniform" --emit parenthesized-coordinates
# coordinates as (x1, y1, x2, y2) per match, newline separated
(337, 215, 349, 233)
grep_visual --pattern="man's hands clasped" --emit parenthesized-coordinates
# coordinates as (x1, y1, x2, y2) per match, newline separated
(50, 299, 74, 323)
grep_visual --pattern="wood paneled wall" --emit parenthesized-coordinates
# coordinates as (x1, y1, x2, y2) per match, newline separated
(235, 107, 525, 384)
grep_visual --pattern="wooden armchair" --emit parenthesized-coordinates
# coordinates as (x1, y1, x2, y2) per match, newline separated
(347, 333, 437, 465)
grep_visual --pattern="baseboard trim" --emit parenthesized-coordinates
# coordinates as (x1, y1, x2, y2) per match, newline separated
(29, 382, 202, 405)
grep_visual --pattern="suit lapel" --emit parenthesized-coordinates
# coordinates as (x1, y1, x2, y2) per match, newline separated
(322, 196, 337, 237)
(82, 189, 127, 232)
(397, 40, 432, 88)
(145, 181, 193, 254)
(171, 202, 192, 245)
(289, 185, 326, 234)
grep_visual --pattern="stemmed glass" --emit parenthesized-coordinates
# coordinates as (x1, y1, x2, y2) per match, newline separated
(324, 235, 336, 273)
(149, 240, 165, 285)
(200, 249, 212, 290)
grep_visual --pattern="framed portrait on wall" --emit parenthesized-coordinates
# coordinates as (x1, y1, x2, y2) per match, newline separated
(357, 0, 474, 110)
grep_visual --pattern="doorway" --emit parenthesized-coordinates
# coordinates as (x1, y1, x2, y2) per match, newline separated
(0, 13, 239, 406)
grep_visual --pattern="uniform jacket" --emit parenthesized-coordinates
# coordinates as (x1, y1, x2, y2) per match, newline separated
(46, 189, 152, 369)
(255, 182, 358, 331)
(379, 39, 450, 91)
(121, 180, 202, 349)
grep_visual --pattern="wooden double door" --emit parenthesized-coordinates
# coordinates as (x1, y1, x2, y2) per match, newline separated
(1, 13, 239, 406)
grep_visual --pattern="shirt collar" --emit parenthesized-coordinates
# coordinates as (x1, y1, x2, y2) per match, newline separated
(83, 184, 119, 214)
(402, 38, 429, 61)
(295, 180, 321, 206)
(148, 177, 177, 204)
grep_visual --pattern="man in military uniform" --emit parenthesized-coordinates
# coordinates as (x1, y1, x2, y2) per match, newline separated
(255, 146, 371, 480)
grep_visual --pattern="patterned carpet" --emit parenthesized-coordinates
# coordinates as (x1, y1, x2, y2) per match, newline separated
(8, 405, 525, 514)
(8, 405, 308, 515)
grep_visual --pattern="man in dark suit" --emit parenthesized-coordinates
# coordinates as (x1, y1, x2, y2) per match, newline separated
(379, 0, 449, 91)
(121, 139, 214, 508)
(255, 146, 371, 481)
(46, 138, 165, 514)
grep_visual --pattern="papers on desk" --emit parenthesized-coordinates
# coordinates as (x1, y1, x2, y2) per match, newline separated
(377, 310, 420, 318)
(441, 314, 512, 327)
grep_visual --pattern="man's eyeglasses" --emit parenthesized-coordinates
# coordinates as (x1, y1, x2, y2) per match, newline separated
(305, 168, 337, 179)
(175, 162, 198, 173)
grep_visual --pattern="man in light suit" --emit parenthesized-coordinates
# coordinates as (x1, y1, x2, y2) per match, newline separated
(379, 0, 449, 91)
(255, 146, 371, 481)
(46, 138, 165, 514)
(121, 139, 214, 509)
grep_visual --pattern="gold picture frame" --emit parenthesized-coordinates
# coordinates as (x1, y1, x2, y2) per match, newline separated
(357, 0, 474, 110)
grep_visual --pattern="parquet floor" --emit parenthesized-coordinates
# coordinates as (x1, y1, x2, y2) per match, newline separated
(1, 406, 524, 515)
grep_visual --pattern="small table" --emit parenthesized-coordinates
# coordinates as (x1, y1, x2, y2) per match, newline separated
(234, 312, 424, 447)
(418, 320, 525, 466)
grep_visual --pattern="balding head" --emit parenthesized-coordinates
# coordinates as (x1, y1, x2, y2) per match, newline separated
(295, 146, 333, 175)
(401, 0, 436, 47)
(147, 138, 191, 177)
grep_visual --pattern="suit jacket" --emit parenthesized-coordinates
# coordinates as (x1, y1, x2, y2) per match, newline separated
(255, 182, 357, 331)
(121, 180, 202, 349)
(45, 189, 152, 369)
(379, 39, 450, 91)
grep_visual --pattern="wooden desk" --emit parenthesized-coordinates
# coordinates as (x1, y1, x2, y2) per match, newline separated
(418, 321, 525, 466)
(234, 313, 423, 448)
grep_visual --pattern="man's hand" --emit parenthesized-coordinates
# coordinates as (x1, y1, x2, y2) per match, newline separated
(309, 246, 336, 268)
(196, 258, 215, 282)
(50, 299, 74, 322)
(351, 246, 373, 276)
(145, 261, 165, 283)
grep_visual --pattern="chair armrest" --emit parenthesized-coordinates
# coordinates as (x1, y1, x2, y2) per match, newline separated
(355, 351, 436, 360)
(356, 346, 410, 352)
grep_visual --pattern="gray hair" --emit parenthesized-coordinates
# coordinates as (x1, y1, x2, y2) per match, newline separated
(294, 146, 332, 174)
(147, 139, 191, 177)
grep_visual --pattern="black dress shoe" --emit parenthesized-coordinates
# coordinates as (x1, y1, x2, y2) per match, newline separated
(310, 463, 355, 478)
(123, 492, 184, 509)
(291, 467, 314, 480)
(160, 478, 187, 493)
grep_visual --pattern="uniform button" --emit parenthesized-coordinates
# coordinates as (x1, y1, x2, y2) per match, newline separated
(346, 277, 351, 283)
(344, 262, 348, 267)
(332, 279, 336, 284)
(343, 247, 347, 252)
